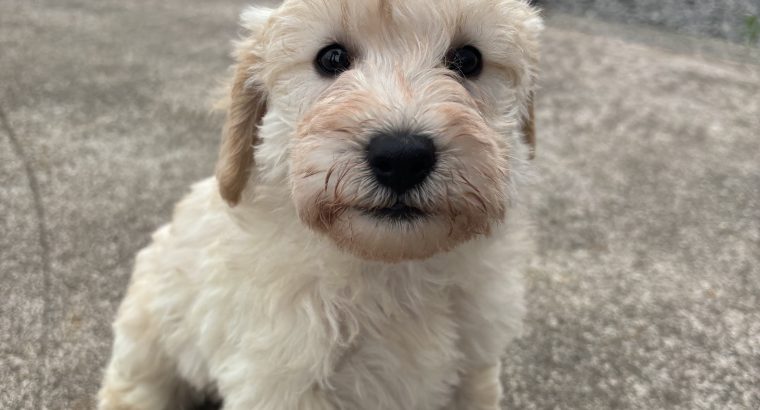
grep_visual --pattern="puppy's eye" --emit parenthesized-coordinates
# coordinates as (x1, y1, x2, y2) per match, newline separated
(445, 46, 482, 78)
(316, 44, 351, 76)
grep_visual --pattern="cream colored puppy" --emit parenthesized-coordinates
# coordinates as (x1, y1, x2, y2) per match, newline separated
(99, 0, 542, 409)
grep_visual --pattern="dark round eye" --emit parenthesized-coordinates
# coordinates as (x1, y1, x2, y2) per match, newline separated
(445, 45, 483, 77)
(315, 44, 351, 76)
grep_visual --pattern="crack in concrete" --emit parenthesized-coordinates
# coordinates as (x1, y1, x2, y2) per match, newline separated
(0, 104, 52, 409)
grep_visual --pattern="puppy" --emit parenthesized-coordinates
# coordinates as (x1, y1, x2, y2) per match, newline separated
(98, 1, 541, 409)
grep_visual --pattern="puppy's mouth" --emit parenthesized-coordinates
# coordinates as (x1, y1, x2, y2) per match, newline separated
(360, 201, 426, 221)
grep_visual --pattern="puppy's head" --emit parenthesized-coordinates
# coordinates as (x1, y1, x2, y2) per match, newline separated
(217, 0, 542, 262)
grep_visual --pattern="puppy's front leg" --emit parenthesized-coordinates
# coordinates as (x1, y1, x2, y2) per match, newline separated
(98, 293, 188, 410)
(448, 277, 522, 410)
(216, 322, 340, 410)
(450, 363, 503, 410)
(222, 379, 335, 410)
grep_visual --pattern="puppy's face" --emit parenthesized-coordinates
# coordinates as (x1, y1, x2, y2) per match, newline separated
(217, 0, 541, 262)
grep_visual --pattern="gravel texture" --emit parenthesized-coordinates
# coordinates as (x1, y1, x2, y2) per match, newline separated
(1, 0, 759, 408)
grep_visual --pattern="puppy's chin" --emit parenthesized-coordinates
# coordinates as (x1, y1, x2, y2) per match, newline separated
(307, 207, 492, 263)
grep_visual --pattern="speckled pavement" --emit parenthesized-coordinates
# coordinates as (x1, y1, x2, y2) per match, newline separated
(1, 1, 758, 409)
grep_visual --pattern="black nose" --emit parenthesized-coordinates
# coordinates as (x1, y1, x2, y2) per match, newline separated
(367, 132, 437, 194)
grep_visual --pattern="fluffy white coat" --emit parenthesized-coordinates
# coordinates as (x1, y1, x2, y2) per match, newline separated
(99, 1, 541, 409)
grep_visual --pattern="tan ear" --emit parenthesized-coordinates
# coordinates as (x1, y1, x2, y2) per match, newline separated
(522, 92, 536, 160)
(216, 63, 267, 206)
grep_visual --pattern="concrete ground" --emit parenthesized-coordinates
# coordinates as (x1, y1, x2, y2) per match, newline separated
(1, 1, 758, 409)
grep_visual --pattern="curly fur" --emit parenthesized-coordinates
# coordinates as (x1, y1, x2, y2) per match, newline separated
(99, 1, 542, 409)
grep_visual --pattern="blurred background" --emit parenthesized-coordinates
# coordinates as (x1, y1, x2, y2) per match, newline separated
(1, 0, 758, 408)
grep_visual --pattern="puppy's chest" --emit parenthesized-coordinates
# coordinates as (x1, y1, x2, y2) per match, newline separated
(327, 289, 463, 410)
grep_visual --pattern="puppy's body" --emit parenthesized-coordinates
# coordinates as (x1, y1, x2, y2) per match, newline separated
(102, 178, 527, 410)
(100, 1, 541, 408)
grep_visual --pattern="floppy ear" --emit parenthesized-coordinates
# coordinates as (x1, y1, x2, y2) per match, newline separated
(216, 7, 271, 206)
(521, 91, 536, 160)
(216, 65, 267, 206)
(519, 6, 542, 160)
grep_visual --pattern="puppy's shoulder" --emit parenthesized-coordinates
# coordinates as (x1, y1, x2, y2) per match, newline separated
(136, 178, 235, 266)
(170, 178, 228, 229)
